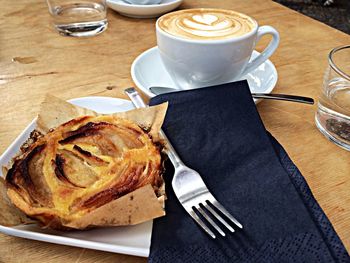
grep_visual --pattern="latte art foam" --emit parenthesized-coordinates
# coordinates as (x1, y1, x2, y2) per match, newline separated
(158, 9, 256, 40)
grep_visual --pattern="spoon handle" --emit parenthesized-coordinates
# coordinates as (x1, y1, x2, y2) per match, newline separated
(251, 93, 314, 104)
(149, 86, 314, 105)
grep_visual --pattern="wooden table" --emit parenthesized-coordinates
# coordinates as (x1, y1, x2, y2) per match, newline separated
(0, 0, 349, 262)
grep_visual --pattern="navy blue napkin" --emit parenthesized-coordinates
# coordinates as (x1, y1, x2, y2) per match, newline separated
(148, 80, 349, 263)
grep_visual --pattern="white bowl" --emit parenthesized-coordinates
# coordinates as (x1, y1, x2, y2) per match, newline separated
(107, 0, 183, 18)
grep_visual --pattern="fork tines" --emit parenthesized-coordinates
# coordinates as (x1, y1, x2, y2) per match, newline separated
(186, 198, 243, 239)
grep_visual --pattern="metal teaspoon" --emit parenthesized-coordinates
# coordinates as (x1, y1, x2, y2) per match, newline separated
(149, 86, 314, 105)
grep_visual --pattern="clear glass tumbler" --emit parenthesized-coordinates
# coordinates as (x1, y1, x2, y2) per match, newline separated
(315, 45, 350, 150)
(46, 0, 107, 37)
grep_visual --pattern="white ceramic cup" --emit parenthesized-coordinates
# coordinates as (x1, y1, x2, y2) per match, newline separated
(156, 11, 280, 90)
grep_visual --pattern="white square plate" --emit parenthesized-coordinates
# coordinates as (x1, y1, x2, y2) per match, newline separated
(0, 96, 153, 257)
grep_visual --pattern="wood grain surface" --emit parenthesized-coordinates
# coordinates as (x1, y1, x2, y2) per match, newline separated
(0, 0, 349, 262)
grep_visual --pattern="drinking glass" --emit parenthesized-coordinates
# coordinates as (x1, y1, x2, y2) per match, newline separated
(315, 45, 350, 150)
(46, 0, 108, 37)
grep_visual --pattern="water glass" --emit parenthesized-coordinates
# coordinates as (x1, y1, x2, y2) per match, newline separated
(46, 0, 108, 37)
(315, 45, 350, 150)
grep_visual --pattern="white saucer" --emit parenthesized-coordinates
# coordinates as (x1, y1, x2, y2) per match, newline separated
(107, 0, 183, 18)
(131, 47, 278, 103)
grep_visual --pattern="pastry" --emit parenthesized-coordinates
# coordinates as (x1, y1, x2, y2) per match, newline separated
(5, 113, 164, 229)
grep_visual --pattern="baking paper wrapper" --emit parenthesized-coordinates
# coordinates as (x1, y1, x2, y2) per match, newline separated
(1, 94, 167, 229)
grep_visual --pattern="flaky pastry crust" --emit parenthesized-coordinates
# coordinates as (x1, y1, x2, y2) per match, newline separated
(5, 115, 163, 229)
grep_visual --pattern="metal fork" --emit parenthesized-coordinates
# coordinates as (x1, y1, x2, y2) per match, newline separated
(125, 87, 243, 239)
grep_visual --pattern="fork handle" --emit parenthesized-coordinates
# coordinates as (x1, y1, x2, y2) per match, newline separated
(124, 88, 184, 168)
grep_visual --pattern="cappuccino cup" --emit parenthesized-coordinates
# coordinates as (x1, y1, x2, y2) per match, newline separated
(156, 8, 280, 89)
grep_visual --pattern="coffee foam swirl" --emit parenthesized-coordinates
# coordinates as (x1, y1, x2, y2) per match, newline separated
(158, 9, 256, 40)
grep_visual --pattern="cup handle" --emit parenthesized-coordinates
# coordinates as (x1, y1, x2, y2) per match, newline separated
(241, 25, 280, 76)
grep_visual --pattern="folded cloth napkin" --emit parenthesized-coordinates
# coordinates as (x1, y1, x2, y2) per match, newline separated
(148, 80, 350, 263)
